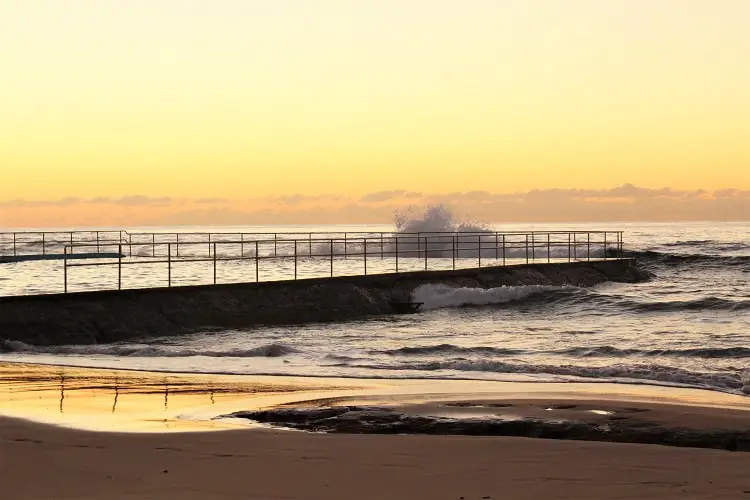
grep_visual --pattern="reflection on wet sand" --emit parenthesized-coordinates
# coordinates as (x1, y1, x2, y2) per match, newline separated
(4, 361, 750, 437)
(0, 362, 344, 432)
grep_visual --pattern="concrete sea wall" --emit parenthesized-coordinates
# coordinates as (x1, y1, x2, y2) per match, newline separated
(0, 259, 648, 346)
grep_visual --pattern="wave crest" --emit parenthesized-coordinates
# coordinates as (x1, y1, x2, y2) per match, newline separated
(348, 358, 750, 394)
(0, 340, 297, 358)
(412, 284, 565, 310)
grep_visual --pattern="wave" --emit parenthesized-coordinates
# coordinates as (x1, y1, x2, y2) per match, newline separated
(621, 296, 750, 313)
(0, 340, 297, 358)
(659, 240, 749, 252)
(409, 283, 748, 314)
(373, 343, 750, 360)
(346, 358, 750, 394)
(412, 284, 566, 310)
(393, 204, 490, 234)
(564, 345, 750, 359)
(624, 250, 750, 269)
(374, 344, 525, 356)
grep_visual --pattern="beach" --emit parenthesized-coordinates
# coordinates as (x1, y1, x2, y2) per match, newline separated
(7, 416, 750, 500)
(2, 222, 749, 499)
(3, 362, 750, 499)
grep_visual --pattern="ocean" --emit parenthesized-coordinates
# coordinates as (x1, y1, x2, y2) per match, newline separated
(1, 220, 749, 396)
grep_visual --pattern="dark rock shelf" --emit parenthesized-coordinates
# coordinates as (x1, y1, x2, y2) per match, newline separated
(222, 405, 750, 452)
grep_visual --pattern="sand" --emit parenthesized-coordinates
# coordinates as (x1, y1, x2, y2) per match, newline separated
(3, 362, 750, 499)
(5, 417, 750, 500)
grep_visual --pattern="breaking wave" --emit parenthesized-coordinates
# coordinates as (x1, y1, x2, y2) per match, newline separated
(412, 284, 566, 310)
(408, 284, 748, 314)
(393, 204, 490, 234)
(372, 344, 750, 360)
(344, 359, 750, 394)
(374, 344, 526, 356)
(0, 340, 297, 358)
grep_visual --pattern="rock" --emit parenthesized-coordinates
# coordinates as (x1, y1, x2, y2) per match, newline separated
(220, 405, 750, 452)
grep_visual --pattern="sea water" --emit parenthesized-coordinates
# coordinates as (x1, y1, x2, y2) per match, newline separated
(1, 219, 749, 396)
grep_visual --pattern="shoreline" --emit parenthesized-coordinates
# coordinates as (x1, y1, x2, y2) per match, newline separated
(3, 362, 750, 499)
(2, 361, 748, 432)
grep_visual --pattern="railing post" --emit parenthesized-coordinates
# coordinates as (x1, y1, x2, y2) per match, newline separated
(604, 232, 608, 260)
(330, 239, 334, 277)
(452, 235, 456, 270)
(308, 233, 312, 257)
(12, 232, 16, 256)
(167, 243, 172, 287)
(525, 234, 529, 264)
(568, 233, 571, 262)
(424, 236, 428, 271)
(241, 233, 244, 258)
(118, 244, 122, 290)
(344, 232, 348, 260)
(96, 231, 100, 254)
(363, 238, 367, 275)
(152, 234, 156, 258)
(573, 233, 577, 260)
(502, 234, 506, 266)
(208, 234, 211, 257)
(213, 242, 217, 284)
(176, 233, 180, 258)
(587, 233, 591, 261)
(531, 232, 535, 262)
(294, 241, 298, 279)
(64, 246, 68, 293)
(255, 241, 259, 282)
(395, 237, 399, 273)
(547, 233, 551, 263)
(477, 235, 481, 268)
(42, 232, 46, 256)
(274, 233, 277, 257)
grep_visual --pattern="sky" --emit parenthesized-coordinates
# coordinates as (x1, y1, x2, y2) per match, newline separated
(1, 0, 749, 227)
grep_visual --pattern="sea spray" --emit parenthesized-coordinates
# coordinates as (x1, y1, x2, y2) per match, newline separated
(394, 204, 491, 234)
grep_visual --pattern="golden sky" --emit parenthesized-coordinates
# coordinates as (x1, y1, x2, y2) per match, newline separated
(1, 0, 749, 225)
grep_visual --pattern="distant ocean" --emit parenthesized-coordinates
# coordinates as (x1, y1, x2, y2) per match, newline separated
(2, 219, 749, 396)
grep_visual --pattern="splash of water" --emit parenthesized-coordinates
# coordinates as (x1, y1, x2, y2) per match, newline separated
(394, 204, 490, 234)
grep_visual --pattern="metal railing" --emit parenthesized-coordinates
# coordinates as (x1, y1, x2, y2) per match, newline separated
(0, 230, 128, 258)
(49, 230, 625, 294)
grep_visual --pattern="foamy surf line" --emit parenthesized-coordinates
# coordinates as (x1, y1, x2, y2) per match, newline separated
(412, 284, 567, 310)
(3, 347, 750, 396)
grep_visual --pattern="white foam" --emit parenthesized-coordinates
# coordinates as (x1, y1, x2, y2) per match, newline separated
(412, 284, 563, 311)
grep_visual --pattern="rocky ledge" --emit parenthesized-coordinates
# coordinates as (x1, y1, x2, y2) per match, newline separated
(222, 405, 750, 452)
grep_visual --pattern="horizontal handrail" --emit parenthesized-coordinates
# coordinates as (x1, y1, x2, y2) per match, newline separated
(48, 230, 626, 294)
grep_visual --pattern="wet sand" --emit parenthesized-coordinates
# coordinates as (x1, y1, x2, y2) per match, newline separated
(3, 362, 750, 499)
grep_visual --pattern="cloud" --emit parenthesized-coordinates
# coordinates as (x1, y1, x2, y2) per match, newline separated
(1, 185, 750, 227)
(0, 197, 82, 208)
(114, 196, 173, 206)
(268, 194, 344, 205)
(193, 197, 230, 204)
(0, 195, 173, 208)
(359, 190, 422, 203)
